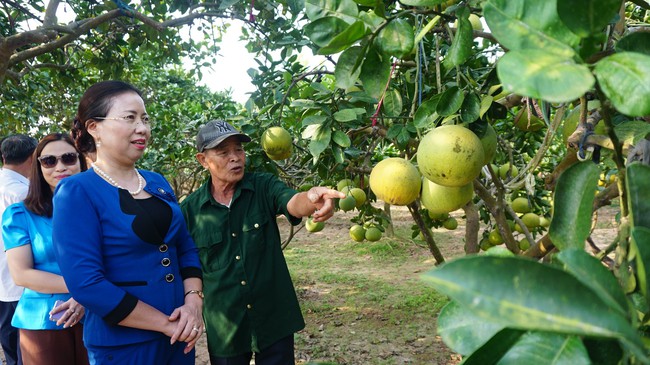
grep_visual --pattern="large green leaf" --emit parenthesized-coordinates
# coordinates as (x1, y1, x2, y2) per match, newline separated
(445, 7, 473, 67)
(333, 109, 357, 122)
(594, 52, 650, 117)
(631, 227, 650, 311)
(548, 162, 599, 250)
(334, 46, 363, 89)
(413, 96, 441, 129)
(359, 46, 390, 99)
(304, 17, 352, 47)
(305, 0, 359, 23)
(616, 32, 650, 56)
(332, 130, 351, 147)
(460, 93, 480, 123)
(376, 18, 414, 59)
(319, 21, 369, 55)
(614, 120, 650, 146)
(308, 125, 332, 160)
(437, 301, 504, 356)
(556, 249, 629, 317)
(498, 332, 591, 365)
(497, 49, 594, 103)
(382, 88, 403, 117)
(483, 0, 580, 58)
(627, 162, 650, 230)
(436, 86, 464, 116)
(421, 255, 646, 357)
(557, 0, 621, 38)
(462, 329, 526, 365)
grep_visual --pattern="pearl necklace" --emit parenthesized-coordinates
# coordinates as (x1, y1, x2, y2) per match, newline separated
(91, 163, 144, 196)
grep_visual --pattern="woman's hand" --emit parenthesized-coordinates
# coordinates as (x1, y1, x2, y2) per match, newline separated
(168, 296, 204, 353)
(50, 298, 85, 328)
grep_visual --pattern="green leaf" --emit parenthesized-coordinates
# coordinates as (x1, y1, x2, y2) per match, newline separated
(498, 332, 591, 365)
(627, 162, 650, 230)
(335, 46, 364, 89)
(557, 0, 621, 38)
(437, 301, 504, 356)
(304, 17, 351, 47)
(332, 130, 351, 147)
(616, 32, 650, 56)
(287, 0, 305, 15)
(548, 161, 599, 250)
(583, 338, 624, 365)
(332, 144, 345, 164)
(462, 329, 526, 365)
(614, 120, 650, 146)
(376, 18, 415, 59)
(497, 49, 594, 103)
(631, 227, 650, 315)
(436, 87, 464, 117)
(302, 115, 329, 127)
(483, 0, 580, 58)
(359, 46, 390, 99)
(413, 95, 441, 128)
(333, 109, 358, 122)
(305, 0, 359, 23)
(421, 255, 646, 356)
(399, 0, 446, 6)
(319, 21, 369, 55)
(460, 93, 480, 123)
(308, 125, 332, 160)
(556, 249, 629, 317)
(382, 88, 403, 117)
(445, 7, 473, 67)
(594, 52, 650, 117)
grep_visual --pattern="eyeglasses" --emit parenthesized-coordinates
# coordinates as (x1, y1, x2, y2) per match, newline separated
(94, 115, 152, 127)
(38, 153, 79, 168)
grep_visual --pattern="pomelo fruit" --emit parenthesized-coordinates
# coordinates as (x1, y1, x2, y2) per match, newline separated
(338, 195, 357, 212)
(498, 163, 519, 180)
(519, 238, 531, 251)
(305, 217, 325, 233)
(513, 105, 545, 132)
(336, 178, 356, 191)
(417, 125, 485, 187)
(365, 227, 383, 241)
(511, 197, 531, 213)
(420, 178, 474, 215)
(521, 213, 540, 228)
(488, 229, 504, 245)
(349, 224, 366, 242)
(261, 126, 292, 160)
(479, 124, 497, 165)
(442, 217, 458, 230)
(369, 158, 421, 206)
(349, 188, 367, 208)
(562, 100, 604, 143)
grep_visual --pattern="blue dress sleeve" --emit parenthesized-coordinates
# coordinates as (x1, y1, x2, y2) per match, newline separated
(2, 203, 30, 251)
(52, 178, 137, 321)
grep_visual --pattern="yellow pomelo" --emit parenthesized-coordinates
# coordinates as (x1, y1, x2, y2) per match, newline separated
(369, 158, 421, 206)
(337, 178, 356, 191)
(511, 197, 531, 213)
(479, 124, 497, 165)
(421, 178, 474, 215)
(261, 126, 293, 160)
(417, 125, 485, 187)
(521, 213, 540, 228)
(498, 163, 519, 180)
(305, 217, 325, 233)
(480, 238, 492, 251)
(562, 100, 604, 143)
(349, 224, 366, 242)
(519, 238, 531, 251)
(365, 227, 383, 241)
(513, 105, 545, 132)
(338, 195, 357, 212)
(349, 188, 367, 208)
(442, 217, 458, 230)
(488, 229, 504, 245)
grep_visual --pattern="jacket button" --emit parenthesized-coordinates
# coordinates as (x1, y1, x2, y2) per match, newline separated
(246, 304, 252, 309)
(161, 258, 171, 267)
(254, 223, 259, 228)
(235, 255, 241, 260)
(159, 244, 168, 253)
(241, 281, 247, 286)
(165, 274, 174, 282)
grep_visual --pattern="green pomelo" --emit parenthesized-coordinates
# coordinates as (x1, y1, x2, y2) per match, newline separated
(511, 197, 531, 214)
(442, 217, 458, 230)
(488, 229, 504, 245)
(369, 158, 421, 206)
(349, 224, 366, 242)
(365, 227, 383, 241)
(521, 213, 540, 228)
(417, 125, 485, 187)
(421, 178, 474, 215)
(498, 163, 519, 180)
(519, 238, 531, 251)
(562, 100, 604, 143)
(514, 105, 545, 132)
(336, 179, 356, 191)
(261, 126, 293, 160)
(338, 195, 357, 212)
(349, 188, 367, 208)
(305, 217, 325, 233)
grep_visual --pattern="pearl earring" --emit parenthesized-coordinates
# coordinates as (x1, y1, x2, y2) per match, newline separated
(96, 140, 102, 148)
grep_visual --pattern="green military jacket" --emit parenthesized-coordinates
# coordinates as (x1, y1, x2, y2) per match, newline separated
(180, 172, 305, 356)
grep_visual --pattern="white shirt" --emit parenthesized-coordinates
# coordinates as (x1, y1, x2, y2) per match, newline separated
(0, 167, 28, 301)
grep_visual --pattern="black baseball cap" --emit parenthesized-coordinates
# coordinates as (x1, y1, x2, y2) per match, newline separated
(196, 120, 251, 152)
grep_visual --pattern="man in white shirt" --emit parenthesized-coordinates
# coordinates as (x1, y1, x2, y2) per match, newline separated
(0, 134, 37, 365)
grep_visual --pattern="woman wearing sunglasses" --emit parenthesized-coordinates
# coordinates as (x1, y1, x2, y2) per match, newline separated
(51, 80, 203, 365)
(1, 133, 89, 364)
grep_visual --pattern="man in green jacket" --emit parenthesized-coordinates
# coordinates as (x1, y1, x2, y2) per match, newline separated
(181, 120, 344, 365)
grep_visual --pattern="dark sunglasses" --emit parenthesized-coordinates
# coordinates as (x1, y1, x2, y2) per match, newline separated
(38, 152, 79, 168)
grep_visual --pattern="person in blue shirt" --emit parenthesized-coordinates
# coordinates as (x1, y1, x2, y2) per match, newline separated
(52, 80, 203, 365)
(2, 132, 89, 364)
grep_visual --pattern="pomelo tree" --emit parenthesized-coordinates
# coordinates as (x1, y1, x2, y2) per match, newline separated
(3, 0, 650, 362)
